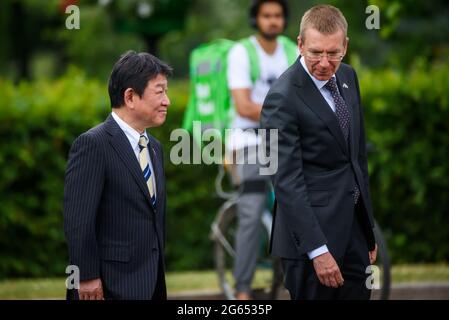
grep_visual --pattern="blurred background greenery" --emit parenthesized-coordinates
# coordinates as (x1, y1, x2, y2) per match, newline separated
(0, 0, 448, 283)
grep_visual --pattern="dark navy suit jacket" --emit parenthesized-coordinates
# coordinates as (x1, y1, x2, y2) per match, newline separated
(261, 59, 375, 261)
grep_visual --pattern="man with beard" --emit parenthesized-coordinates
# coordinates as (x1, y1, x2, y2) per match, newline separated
(226, 0, 298, 300)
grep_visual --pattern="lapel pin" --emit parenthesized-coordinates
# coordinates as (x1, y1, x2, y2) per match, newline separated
(343, 83, 349, 89)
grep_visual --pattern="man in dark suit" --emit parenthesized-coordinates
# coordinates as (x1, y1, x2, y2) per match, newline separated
(261, 5, 378, 300)
(63, 51, 171, 300)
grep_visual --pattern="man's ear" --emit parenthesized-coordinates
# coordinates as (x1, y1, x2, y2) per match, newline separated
(123, 88, 135, 109)
(297, 36, 304, 56)
(343, 37, 349, 55)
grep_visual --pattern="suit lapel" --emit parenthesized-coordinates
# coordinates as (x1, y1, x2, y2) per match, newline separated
(147, 136, 164, 209)
(293, 62, 348, 155)
(147, 135, 165, 249)
(105, 115, 154, 211)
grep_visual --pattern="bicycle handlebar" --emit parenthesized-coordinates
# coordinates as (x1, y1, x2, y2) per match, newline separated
(215, 165, 237, 200)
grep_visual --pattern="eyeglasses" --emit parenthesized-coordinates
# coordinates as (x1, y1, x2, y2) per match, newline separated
(303, 51, 344, 62)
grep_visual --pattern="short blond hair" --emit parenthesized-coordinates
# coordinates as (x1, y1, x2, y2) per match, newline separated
(299, 5, 348, 41)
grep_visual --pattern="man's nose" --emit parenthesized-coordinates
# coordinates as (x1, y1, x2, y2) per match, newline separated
(319, 56, 330, 67)
(162, 94, 170, 106)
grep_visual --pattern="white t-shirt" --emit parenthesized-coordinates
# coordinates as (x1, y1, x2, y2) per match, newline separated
(226, 36, 294, 150)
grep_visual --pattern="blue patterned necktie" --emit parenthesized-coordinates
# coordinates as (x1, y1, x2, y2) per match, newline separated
(138, 135, 156, 207)
(324, 77, 360, 204)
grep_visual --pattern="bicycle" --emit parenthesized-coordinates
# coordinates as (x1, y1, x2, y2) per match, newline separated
(210, 165, 391, 300)
(210, 165, 283, 300)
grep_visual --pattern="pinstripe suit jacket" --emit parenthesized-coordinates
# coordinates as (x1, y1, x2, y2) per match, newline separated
(63, 114, 166, 299)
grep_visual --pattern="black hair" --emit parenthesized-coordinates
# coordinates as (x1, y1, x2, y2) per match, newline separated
(108, 51, 173, 108)
(249, 0, 289, 29)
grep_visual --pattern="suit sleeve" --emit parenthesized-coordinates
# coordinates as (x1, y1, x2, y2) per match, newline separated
(353, 68, 375, 227)
(63, 133, 105, 281)
(261, 91, 327, 256)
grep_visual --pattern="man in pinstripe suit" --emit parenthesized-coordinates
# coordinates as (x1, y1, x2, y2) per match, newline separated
(64, 51, 172, 300)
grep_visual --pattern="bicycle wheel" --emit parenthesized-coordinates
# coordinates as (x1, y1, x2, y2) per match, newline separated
(370, 220, 391, 300)
(210, 198, 284, 300)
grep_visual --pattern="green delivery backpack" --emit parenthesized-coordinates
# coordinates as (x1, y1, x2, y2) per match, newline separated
(182, 35, 298, 146)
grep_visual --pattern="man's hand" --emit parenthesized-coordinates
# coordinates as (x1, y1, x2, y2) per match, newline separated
(369, 244, 378, 265)
(312, 252, 344, 288)
(78, 278, 104, 300)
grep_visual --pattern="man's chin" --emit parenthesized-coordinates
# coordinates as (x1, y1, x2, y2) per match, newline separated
(260, 32, 281, 41)
(147, 117, 166, 128)
(313, 72, 333, 81)
(156, 116, 167, 126)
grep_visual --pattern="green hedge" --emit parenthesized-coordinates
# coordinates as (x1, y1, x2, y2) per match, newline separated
(0, 67, 220, 278)
(0, 68, 106, 278)
(0, 60, 448, 278)
(358, 59, 449, 263)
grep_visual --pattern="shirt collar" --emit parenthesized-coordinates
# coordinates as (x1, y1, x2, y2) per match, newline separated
(111, 111, 148, 148)
(300, 56, 336, 90)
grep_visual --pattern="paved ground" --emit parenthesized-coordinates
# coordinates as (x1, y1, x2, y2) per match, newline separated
(387, 282, 449, 300)
(168, 282, 449, 300)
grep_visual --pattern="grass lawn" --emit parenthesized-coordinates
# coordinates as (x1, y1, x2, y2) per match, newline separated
(1, 264, 449, 299)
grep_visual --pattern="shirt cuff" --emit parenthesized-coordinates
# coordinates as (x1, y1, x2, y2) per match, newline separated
(307, 245, 329, 260)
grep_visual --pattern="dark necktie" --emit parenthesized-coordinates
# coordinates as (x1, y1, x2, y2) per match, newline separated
(324, 77, 360, 204)
(324, 77, 350, 142)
